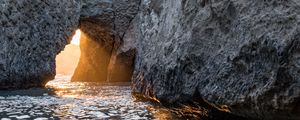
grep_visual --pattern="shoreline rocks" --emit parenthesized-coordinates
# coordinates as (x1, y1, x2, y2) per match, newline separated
(1, 0, 300, 119)
(132, 0, 300, 119)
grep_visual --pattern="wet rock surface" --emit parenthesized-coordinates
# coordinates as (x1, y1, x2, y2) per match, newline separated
(0, 0, 80, 89)
(132, 0, 300, 119)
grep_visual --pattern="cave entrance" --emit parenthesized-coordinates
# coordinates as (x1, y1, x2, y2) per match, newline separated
(56, 19, 135, 83)
(55, 29, 81, 77)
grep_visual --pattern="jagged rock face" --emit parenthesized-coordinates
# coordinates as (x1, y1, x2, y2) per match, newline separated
(72, 0, 140, 82)
(0, 0, 80, 89)
(132, 0, 300, 119)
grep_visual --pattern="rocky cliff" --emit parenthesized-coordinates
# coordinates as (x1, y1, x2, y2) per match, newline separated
(1, 0, 300, 119)
(132, 0, 300, 119)
(0, 0, 80, 89)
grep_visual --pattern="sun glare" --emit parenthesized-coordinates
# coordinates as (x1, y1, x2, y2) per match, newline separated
(71, 29, 81, 45)
(55, 29, 81, 76)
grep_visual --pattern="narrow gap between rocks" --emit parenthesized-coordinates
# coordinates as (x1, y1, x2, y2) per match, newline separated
(52, 19, 135, 84)
(55, 29, 81, 77)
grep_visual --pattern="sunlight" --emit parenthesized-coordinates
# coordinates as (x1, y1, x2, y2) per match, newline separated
(71, 29, 81, 45)
(55, 29, 81, 76)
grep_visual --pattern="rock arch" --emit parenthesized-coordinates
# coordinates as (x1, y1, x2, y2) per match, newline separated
(72, 0, 140, 82)
(0, 0, 140, 89)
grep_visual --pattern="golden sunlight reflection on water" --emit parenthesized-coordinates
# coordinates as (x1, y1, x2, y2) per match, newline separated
(44, 75, 180, 119)
(0, 75, 199, 119)
(43, 75, 156, 119)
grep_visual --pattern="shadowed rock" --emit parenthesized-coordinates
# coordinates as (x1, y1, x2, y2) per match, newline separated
(0, 0, 80, 89)
(132, 0, 300, 119)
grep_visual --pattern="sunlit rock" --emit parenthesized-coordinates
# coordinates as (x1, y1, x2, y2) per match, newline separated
(71, 21, 114, 82)
(71, 0, 140, 82)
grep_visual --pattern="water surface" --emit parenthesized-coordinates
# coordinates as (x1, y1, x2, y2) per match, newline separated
(0, 75, 155, 120)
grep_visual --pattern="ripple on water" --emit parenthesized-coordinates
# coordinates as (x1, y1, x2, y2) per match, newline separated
(0, 75, 154, 120)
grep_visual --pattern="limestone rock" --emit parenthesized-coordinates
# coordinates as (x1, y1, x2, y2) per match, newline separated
(132, 0, 300, 119)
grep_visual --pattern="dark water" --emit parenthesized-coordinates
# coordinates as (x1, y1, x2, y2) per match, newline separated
(0, 75, 157, 120)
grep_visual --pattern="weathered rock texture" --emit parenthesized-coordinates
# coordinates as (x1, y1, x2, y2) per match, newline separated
(132, 0, 300, 119)
(72, 0, 140, 82)
(0, 0, 80, 89)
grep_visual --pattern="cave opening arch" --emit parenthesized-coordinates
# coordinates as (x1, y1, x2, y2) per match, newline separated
(55, 0, 140, 83)
(56, 18, 136, 83)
